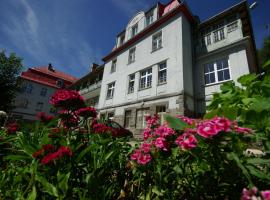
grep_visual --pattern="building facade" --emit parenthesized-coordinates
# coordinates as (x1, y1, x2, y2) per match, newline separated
(97, 0, 258, 138)
(11, 64, 77, 121)
(70, 63, 104, 108)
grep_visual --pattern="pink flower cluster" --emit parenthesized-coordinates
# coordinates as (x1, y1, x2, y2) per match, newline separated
(75, 106, 97, 118)
(145, 114, 159, 127)
(131, 114, 253, 165)
(50, 89, 85, 109)
(36, 112, 54, 123)
(241, 187, 270, 200)
(33, 145, 72, 165)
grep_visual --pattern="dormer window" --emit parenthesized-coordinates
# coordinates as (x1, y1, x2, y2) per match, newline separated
(131, 23, 138, 38)
(119, 34, 125, 46)
(146, 10, 154, 26)
(56, 79, 64, 88)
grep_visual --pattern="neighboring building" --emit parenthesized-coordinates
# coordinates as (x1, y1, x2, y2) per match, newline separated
(11, 64, 77, 121)
(97, 0, 258, 138)
(70, 63, 104, 108)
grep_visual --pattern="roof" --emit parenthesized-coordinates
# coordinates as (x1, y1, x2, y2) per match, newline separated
(31, 66, 78, 82)
(20, 65, 78, 88)
(102, 0, 195, 62)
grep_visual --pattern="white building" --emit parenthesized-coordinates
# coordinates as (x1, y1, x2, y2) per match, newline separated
(11, 64, 77, 121)
(98, 0, 258, 137)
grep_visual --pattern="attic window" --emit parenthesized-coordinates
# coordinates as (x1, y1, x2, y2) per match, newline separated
(56, 79, 64, 88)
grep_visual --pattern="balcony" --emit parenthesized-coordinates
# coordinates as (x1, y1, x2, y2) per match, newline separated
(79, 81, 101, 95)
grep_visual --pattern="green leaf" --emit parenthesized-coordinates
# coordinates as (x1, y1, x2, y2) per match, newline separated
(250, 98, 270, 112)
(104, 151, 114, 160)
(263, 59, 270, 69)
(219, 106, 237, 120)
(36, 175, 59, 197)
(27, 186, 36, 200)
(75, 145, 92, 163)
(152, 186, 164, 196)
(246, 165, 270, 180)
(247, 158, 270, 165)
(57, 172, 70, 195)
(164, 115, 187, 130)
(237, 74, 257, 86)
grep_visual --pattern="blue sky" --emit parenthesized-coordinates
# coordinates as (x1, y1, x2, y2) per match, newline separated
(0, 0, 269, 78)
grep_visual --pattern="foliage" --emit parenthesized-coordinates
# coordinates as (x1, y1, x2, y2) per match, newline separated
(258, 37, 270, 67)
(0, 51, 23, 112)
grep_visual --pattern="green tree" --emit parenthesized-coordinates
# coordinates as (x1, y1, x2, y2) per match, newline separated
(0, 51, 23, 112)
(258, 36, 270, 67)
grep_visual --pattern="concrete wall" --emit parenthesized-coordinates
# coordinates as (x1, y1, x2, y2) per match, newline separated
(12, 79, 56, 121)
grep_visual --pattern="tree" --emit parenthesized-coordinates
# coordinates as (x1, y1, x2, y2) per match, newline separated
(258, 36, 270, 67)
(0, 51, 23, 112)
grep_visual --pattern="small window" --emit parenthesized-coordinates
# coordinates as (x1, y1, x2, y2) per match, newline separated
(36, 102, 44, 111)
(204, 34, 211, 46)
(25, 83, 33, 94)
(213, 28, 225, 43)
(204, 58, 230, 85)
(146, 10, 154, 26)
(152, 31, 162, 51)
(128, 74, 135, 94)
(111, 59, 117, 73)
(140, 68, 152, 89)
(128, 47, 136, 64)
(158, 61, 167, 84)
(227, 21, 238, 33)
(136, 108, 150, 129)
(124, 110, 132, 128)
(131, 23, 138, 38)
(119, 34, 125, 46)
(40, 88, 47, 96)
(56, 79, 64, 88)
(156, 105, 166, 113)
(106, 82, 115, 99)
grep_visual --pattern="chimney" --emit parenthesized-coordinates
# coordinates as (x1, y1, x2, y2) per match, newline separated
(48, 63, 55, 72)
(91, 63, 99, 72)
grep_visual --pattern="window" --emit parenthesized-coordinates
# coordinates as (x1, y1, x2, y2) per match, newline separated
(36, 102, 44, 111)
(227, 21, 238, 33)
(140, 68, 152, 89)
(40, 88, 47, 96)
(204, 58, 230, 85)
(158, 61, 167, 84)
(111, 59, 117, 73)
(136, 108, 150, 129)
(152, 31, 162, 51)
(25, 83, 33, 94)
(124, 110, 132, 128)
(204, 34, 211, 46)
(119, 34, 125, 46)
(106, 82, 115, 99)
(146, 11, 154, 26)
(213, 28, 225, 42)
(128, 74, 135, 94)
(56, 79, 64, 88)
(131, 23, 138, 37)
(156, 105, 166, 124)
(128, 47, 136, 64)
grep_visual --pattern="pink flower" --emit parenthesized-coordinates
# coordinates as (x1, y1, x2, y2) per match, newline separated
(241, 187, 259, 200)
(40, 146, 72, 165)
(36, 112, 54, 123)
(75, 106, 97, 118)
(154, 124, 175, 137)
(154, 137, 169, 151)
(143, 127, 152, 140)
(197, 121, 219, 138)
(175, 133, 197, 150)
(137, 153, 152, 165)
(130, 150, 141, 161)
(177, 115, 194, 125)
(234, 126, 253, 134)
(261, 191, 270, 200)
(145, 114, 159, 127)
(140, 142, 152, 153)
(211, 116, 232, 132)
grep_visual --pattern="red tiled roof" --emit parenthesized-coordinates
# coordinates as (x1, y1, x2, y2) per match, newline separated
(32, 66, 78, 82)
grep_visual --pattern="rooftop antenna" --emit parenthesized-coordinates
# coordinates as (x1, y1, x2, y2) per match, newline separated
(249, 2, 258, 10)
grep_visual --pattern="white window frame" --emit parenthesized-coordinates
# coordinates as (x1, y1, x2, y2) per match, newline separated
(124, 110, 132, 128)
(139, 68, 152, 90)
(128, 74, 135, 94)
(204, 33, 211, 46)
(111, 59, 117, 73)
(204, 58, 231, 85)
(152, 31, 162, 51)
(158, 61, 167, 84)
(119, 34, 125, 46)
(131, 23, 138, 38)
(106, 82, 115, 99)
(213, 28, 225, 43)
(145, 10, 154, 26)
(128, 47, 136, 64)
(227, 21, 238, 33)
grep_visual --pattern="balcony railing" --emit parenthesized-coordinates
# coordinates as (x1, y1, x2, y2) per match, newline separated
(79, 81, 101, 95)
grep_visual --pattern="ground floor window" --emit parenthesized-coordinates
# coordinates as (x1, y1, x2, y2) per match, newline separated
(124, 110, 132, 128)
(156, 105, 167, 124)
(136, 108, 150, 129)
